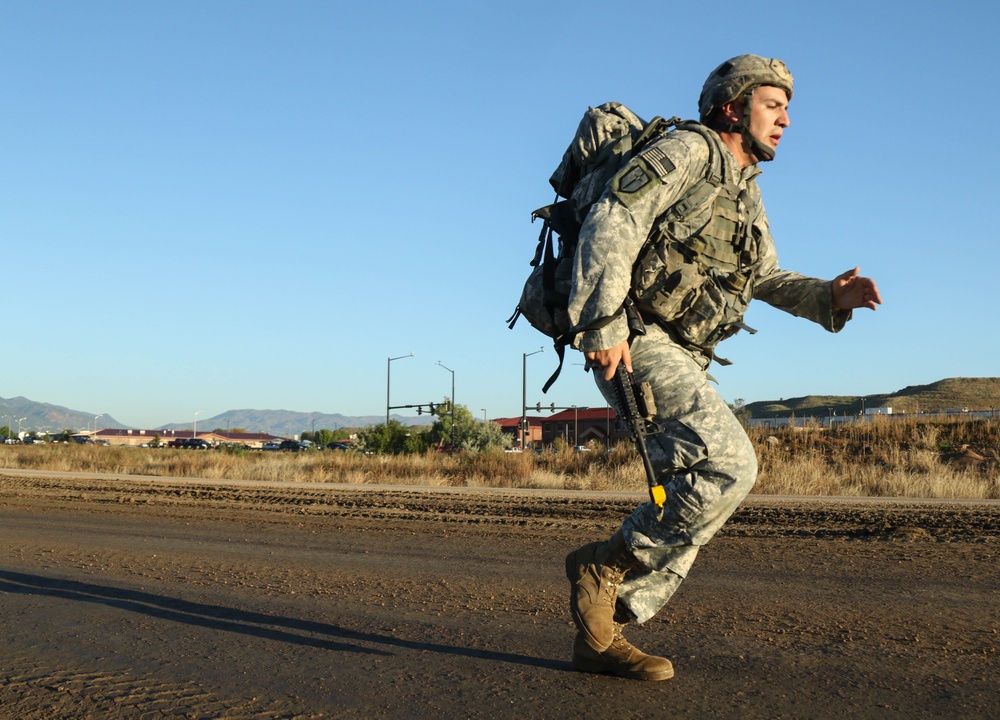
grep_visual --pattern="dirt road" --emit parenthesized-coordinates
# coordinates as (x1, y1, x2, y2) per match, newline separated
(0, 470, 996, 719)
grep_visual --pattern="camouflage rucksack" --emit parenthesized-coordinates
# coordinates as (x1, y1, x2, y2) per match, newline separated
(507, 103, 720, 391)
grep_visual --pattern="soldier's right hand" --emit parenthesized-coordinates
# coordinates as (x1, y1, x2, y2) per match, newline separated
(585, 341, 633, 381)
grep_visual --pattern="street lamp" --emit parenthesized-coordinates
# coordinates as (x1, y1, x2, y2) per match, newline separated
(387, 352, 415, 424)
(436, 361, 455, 449)
(92, 415, 102, 434)
(606, 403, 612, 450)
(572, 405, 579, 447)
(521, 347, 545, 449)
(17, 417, 27, 438)
(194, 411, 201, 439)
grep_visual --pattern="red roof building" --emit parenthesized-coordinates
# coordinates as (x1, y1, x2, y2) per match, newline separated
(492, 416, 544, 449)
(539, 406, 627, 449)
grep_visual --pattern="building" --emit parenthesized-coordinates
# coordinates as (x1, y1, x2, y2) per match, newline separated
(539, 407, 627, 449)
(91, 428, 283, 448)
(492, 417, 544, 449)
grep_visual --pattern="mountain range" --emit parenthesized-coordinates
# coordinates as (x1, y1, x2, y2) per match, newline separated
(3, 377, 999, 438)
(0, 398, 429, 439)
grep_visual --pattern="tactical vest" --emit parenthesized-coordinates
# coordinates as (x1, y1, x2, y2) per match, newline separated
(629, 126, 760, 359)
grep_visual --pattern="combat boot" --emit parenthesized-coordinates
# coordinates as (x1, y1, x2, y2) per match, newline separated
(571, 624, 674, 681)
(565, 530, 638, 652)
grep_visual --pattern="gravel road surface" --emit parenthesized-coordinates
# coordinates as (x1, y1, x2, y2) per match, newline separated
(0, 470, 996, 719)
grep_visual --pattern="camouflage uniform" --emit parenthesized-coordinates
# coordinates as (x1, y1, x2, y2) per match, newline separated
(568, 125, 851, 624)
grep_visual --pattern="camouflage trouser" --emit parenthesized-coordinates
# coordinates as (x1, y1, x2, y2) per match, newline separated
(593, 323, 757, 624)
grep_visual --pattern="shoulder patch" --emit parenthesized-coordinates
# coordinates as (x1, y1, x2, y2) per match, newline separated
(641, 146, 676, 179)
(618, 166, 651, 194)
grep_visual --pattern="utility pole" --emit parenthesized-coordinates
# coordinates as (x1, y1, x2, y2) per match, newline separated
(521, 348, 544, 449)
(437, 361, 455, 449)
(386, 352, 415, 424)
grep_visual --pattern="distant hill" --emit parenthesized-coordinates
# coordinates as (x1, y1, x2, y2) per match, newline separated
(0, 397, 428, 437)
(0, 396, 127, 434)
(745, 377, 1000, 418)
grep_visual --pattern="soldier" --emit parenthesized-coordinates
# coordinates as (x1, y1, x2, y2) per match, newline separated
(564, 55, 882, 681)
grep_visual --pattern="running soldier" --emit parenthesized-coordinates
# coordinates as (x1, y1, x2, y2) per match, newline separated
(564, 55, 882, 681)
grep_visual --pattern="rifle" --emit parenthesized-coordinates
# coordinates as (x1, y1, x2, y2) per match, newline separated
(611, 362, 666, 518)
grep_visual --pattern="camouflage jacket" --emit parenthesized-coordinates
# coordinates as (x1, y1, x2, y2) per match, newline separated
(567, 124, 851, 355)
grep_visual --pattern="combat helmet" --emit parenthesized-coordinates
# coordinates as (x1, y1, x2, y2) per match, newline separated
(698, 54, 793, 162)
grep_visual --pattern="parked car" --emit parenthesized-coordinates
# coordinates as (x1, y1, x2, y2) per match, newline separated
(278, 439, 309, 452)
(215, 442, 250, 451)
(261, 441, 282, 451)
(325, 442, 351, 451)
(167, 438, 212, 449)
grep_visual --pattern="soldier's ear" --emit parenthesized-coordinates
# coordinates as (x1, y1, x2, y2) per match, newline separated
(717, 99, 743, 126)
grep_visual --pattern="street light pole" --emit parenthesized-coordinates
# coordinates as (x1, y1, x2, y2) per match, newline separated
(606, 404, 611, 450)
(436, 361, 455, 449)
(386, 352, 415, 424)
(194, 411, 201, 439)
(521, 347, 544, 449)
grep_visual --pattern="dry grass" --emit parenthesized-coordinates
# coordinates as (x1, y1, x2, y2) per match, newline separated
(750, 415, 1000, 499)
(3, 416, 998, 499)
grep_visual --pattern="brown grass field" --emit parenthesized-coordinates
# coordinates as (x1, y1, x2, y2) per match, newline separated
(2, 416, 998, 499)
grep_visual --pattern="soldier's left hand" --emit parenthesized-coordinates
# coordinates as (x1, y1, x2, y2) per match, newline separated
(832, 267, 882, 311)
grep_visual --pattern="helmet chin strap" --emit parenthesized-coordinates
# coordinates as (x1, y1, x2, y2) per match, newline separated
(741, 87, 775, 163)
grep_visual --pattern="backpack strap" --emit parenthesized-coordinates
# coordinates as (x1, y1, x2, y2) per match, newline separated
(543, 296, 646, 393)
(671, 120, 725, 185)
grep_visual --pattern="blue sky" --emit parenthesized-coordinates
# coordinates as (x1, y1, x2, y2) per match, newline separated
(3, 1, 998, 430)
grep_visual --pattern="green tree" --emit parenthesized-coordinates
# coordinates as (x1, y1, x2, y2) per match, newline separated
(403, 428, 431, 454)
(356, 420, 415, 454)
(302, 428, 352, 446)
(429, 400, 511, 452)
(474, 420, 513, 452)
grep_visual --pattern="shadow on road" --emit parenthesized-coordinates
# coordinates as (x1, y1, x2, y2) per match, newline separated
(0, 569, 568, 672)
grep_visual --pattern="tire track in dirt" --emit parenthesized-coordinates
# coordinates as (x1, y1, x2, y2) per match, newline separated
(1, 659, 316, 719)
(1, 471, 996, 542)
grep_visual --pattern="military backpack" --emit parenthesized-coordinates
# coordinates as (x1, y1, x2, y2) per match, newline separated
(507, 103, 727, 391)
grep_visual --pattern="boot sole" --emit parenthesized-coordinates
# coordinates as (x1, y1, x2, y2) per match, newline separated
(572, 653, 674, 682)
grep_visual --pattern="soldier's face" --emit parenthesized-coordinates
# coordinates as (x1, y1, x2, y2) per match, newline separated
(748, 85, 791, 154)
